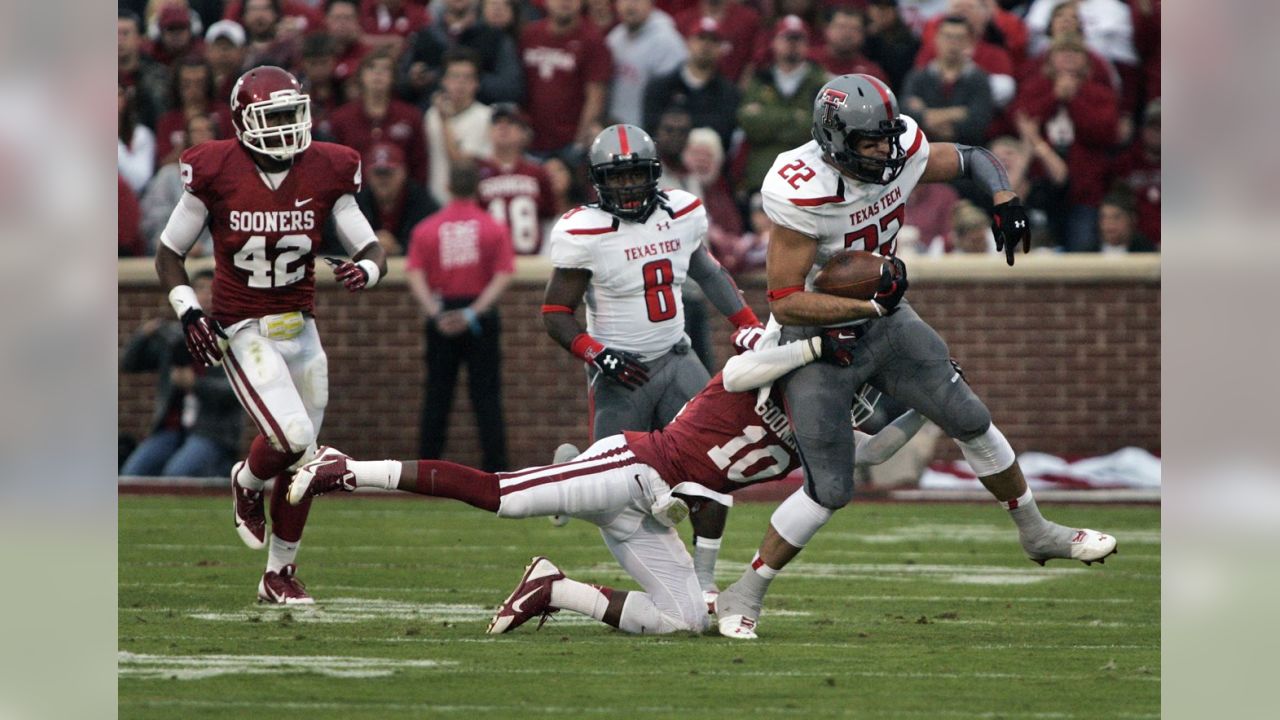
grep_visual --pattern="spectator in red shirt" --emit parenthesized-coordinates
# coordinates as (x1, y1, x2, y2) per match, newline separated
(149, 5, 204, 67)
(917, 0, 1028, 65)
(204, 20, 248, 103)
(153, 57, 235, 169)
(477, 104, 556, 255)
(349, 141, 439, 255)
(119, 174, 144, 257)
(406, 163, 515, 471)
(225, 0, 323, 34)
(328, 49, 429, 183)
(813, 6, 888, 82)
(325, 0, 373, 91)
(1012, 36, 1120, 252)
(672, 0, 762, 83)
(585, 0, 618, 35)
(361, 0, 430, 40)
(1110, 98, 1160, 246)
(682, 127, 742, 237)
(519, 0, 612, 157)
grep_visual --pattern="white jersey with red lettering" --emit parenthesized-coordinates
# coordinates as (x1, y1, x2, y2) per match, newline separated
(760, 114, 931, 289)
(548, 188, 708, 361)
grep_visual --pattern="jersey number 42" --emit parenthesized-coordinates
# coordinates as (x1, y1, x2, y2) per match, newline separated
(234, 235, 312, 288)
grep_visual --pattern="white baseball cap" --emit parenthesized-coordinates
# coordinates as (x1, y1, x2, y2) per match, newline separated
(205, 19, 246, 47)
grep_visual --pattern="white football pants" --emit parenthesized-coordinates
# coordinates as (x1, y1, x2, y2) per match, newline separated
(221, 318, 328, 456)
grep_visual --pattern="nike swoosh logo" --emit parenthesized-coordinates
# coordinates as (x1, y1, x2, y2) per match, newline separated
(511, 588, 540, 614)
(295, 198, 313, 207)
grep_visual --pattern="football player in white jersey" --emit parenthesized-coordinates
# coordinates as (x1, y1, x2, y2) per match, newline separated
(713, 74, 1117, 639)
(540, 124, 764, 601)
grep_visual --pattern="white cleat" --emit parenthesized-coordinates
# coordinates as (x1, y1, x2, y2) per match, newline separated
(1029, 528, 1118, 566)
(549, 443, 580, 527)
(717, 613, 758, 640)
(287, 445, 355, 505)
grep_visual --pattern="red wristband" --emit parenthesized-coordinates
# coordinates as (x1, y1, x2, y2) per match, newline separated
(728, 306, 760, 327)
(766, 285, 805, 302)
(570, 333, 605, 362)
(541, 304, 574, 314)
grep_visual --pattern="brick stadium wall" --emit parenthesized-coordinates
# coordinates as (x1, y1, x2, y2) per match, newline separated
(118, 257, 1160, 470)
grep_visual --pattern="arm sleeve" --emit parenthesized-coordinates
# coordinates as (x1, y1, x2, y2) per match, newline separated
(853, 410, 928, 467)
(332, 193, 379, 255)
(687, 243, 749, 319)
(159, 191, 210, 257)
(955, 144, 1013, 196)
(722, 338, 819, 392)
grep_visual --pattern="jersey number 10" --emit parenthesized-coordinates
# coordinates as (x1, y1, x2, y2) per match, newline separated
(707, 426, 790, 484)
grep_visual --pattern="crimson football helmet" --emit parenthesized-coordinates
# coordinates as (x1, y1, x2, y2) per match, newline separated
(812, 74, 908, 185)
(230, 66, 312, 160)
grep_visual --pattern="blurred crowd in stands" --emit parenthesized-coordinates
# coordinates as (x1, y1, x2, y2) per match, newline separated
(119, 0, 1161, 265)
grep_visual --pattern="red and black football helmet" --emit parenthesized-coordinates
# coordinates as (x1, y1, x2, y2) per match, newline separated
(230, 66, 312, 160)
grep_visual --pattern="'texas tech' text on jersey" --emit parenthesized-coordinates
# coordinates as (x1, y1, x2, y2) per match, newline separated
(548, 188, 708, 361)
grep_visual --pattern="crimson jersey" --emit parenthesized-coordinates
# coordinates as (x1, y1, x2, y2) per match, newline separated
(477, 157, 555, 255)
(180, 139, 362, 325)
(625, 373, 800, 495)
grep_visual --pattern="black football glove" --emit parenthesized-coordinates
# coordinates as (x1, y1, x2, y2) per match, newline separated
(593, 347, 650, 390)
(991, 198, 1030, 266)
(326, 256, 369, 292)
(873, 256, 908, 313)
(180, 308, 226, 368)
(818, 328, 859, 367)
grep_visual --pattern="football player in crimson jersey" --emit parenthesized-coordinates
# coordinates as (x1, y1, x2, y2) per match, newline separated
(712, 73, 1116, 639)
(154, 65, 388, 605)
(285, 323, 911, 635)
(540, 123, 764, 603)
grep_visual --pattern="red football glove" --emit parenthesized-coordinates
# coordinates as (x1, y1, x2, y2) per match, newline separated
(180, 308, 226, 367)
(730, 323, 766, 355)
(326, 257, 369, 292)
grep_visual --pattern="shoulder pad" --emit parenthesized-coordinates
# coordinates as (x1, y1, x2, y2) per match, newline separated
(557, 205, 620, 235)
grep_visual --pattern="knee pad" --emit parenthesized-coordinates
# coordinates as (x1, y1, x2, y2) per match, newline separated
(771, 488, 837, 546)
(301, 353, 330, 412)
(281, 416, 317, 455)
(955, 423, 1016, 476)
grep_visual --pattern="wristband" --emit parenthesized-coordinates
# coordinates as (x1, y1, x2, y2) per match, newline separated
(168, 284, 200, 320)
(463, 307, 481, 335)
(357, 258, 381, 287)
(570, 333, 605, 363)
(540, 304, 574, 314)
(728, 306, 760, 328)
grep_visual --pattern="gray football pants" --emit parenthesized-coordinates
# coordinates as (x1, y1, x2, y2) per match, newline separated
(780, 300, 992, 509)
(586, 340, 711, 440)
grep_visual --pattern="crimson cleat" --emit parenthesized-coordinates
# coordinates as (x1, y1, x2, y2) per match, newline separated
(257, 563, 314, 605)
(288, 446, 356, 505)
(486, 556, 564, 634)
(231, 461, 266, 550)
(1029, 528, 1118, 567)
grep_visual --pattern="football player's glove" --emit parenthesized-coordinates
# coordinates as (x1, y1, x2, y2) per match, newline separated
(325, 256, 369, 292)
(593, 347, 650, 390)
(730, 323, 766, 355)
(991, 197, 1030, 266)
(873, 256, 908, 312)
(181, 308, 226, 367)
(818, 328, 859, 367)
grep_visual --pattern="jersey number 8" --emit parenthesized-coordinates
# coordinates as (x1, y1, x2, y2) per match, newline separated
(642, 259, 677, 322)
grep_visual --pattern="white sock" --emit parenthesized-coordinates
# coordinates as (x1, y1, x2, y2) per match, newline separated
(693, 537, 722, 591)
(549, 577, 611, 621)
(616, 592, 683, 634)
(347, 460, 401, 490)
(235, 461, 268, 492)
(266, 534, 300, 573)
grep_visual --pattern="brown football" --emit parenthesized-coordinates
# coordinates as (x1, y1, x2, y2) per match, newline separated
(812, 250, 886, 300)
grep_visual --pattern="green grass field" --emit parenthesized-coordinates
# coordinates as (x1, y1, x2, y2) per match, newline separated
(119, 495, 1159, 719)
